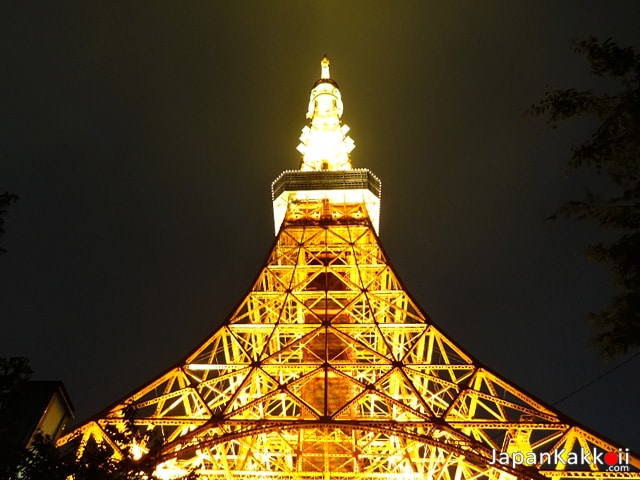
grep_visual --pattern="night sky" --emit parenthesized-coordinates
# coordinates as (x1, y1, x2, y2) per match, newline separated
(1, 2, 639, 451)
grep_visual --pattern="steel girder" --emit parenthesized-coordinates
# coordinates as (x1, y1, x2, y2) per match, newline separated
(58, 205, 640, 480)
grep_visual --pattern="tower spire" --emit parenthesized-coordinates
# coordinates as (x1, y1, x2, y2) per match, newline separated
(320, 54, 330, 79)
(297, 55, 355, 172)
(272, 57, 380, 234)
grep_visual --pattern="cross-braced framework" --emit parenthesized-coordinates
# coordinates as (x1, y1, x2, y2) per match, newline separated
(58, 57, 639, 479)
(58, 203, 640, 479)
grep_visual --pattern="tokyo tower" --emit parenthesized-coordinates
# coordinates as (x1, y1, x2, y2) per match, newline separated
(58, 57, 640, 480)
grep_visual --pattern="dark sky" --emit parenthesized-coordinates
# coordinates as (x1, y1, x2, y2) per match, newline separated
(1, 1, 639, 451)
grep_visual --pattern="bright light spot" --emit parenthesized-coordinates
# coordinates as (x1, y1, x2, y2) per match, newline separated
(130, 441, 147, 461)
(153, 460, 189, 480)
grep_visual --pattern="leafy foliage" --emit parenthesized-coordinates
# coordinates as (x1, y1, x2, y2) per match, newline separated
(0, 357, 32, 394)
(6, 412, 189, 480)
(13, 430, 161, 480)
(530, 37, 640, 357)
(0, 357, 33, 479)
(0, 193, 19, 255)
(0, 358, 192, 479)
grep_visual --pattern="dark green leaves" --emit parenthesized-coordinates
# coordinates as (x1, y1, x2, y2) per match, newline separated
(531, 38, 640, 358)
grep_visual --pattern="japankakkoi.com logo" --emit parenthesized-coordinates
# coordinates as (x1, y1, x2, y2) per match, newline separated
(489, 447, 631, 472)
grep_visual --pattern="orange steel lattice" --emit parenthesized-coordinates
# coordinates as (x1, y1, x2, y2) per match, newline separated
(58, 58, 640, 480)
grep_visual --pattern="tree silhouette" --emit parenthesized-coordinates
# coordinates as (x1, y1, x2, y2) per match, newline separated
(530, 37, 640, 358)
(0, 193, 18, 255)
(13, 426, 166, 480)
(0, 357, 33, 479)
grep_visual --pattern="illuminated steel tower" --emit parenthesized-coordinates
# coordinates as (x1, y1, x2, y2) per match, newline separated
(59, 58, 640, 480)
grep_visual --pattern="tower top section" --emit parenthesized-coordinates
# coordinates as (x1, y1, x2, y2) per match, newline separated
(272, 57, 381, 235)
(297, 56, 355, 171)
